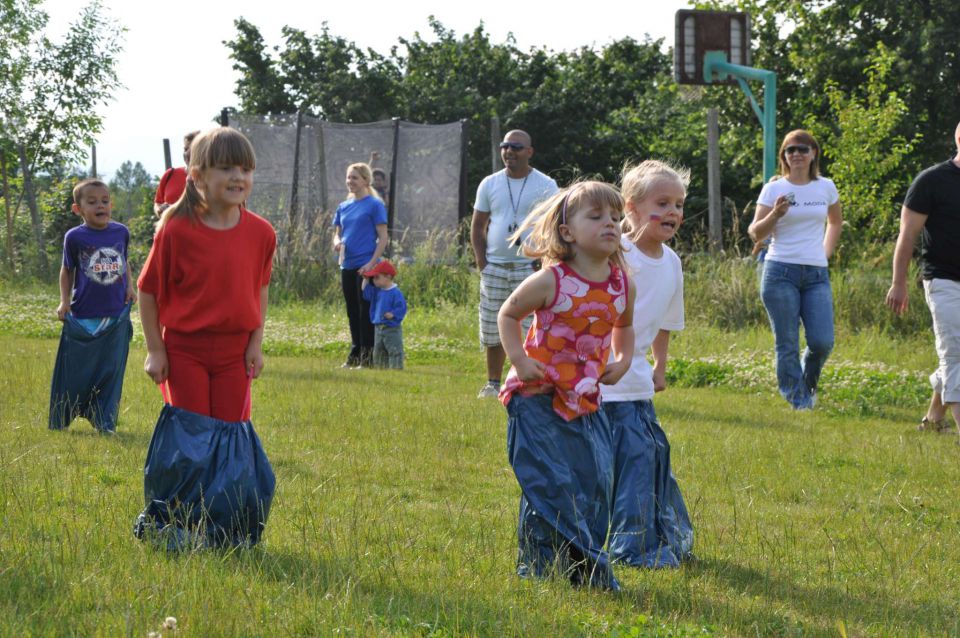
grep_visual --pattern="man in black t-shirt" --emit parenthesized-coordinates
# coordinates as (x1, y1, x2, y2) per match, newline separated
(886, 121, 960, 435)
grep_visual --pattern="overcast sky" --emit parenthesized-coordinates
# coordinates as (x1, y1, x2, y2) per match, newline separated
(42, 0, 690, 179)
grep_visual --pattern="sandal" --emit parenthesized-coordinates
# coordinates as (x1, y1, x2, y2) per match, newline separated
(918, 416, 952, 433)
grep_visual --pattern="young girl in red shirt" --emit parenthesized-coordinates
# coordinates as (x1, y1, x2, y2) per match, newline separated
(138, 127, 276, 419)
(498, 181, 636, 590)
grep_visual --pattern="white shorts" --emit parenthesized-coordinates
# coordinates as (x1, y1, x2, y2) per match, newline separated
(924, 278, 960, 403)
(478, 262, 534, 347)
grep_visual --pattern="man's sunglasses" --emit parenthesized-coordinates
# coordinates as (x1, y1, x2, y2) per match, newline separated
(499, 142, 527, 151)
(785, 145, 812, 155)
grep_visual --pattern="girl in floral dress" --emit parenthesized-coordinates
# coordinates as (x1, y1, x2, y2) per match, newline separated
(498, 181, 636, 590)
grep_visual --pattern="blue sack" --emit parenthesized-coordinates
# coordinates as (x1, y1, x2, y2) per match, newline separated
(49, 304, 132, 433)
(507, 393, 619, 590)
(134, 402, 275, 549)
(603, 400, 694, 568)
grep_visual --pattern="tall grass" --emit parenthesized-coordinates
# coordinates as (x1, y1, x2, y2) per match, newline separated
(681, 254, 931, 336)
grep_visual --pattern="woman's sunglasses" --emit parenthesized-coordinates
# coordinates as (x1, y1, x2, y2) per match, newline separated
(785, 145, 812, 155)
(499, 142, 527, 151)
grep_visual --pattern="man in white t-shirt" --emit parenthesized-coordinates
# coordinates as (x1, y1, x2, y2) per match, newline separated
(471, 130, 558, 398)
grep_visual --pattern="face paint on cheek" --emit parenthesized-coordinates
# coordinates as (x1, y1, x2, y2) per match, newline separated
(648, 213, 663, 221)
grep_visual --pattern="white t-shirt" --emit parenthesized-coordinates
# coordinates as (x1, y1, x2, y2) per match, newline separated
(757, 176, 839, 267)
(474, 168, 558, 264)
(601, 238, 684, 402)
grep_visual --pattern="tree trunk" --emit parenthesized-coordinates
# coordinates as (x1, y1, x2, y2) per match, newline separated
(17, 142, 48, 276)
(1, 153, 14, 272)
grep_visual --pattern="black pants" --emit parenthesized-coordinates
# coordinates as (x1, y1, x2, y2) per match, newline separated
(341, 268, 374, 365)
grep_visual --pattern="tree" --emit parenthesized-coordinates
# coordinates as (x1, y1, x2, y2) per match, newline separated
(0, 0, 123, 275)
(224, 18, 400, 121)
(815, 43, 919, 250)
(109, 160, 155, 221)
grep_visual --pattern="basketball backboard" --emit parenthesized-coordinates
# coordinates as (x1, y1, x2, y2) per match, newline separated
(674, 10, 751, 85)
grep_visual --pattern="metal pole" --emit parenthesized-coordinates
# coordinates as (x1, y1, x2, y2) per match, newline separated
(388, 117, 401, 245)
(707, 108, 722, 252)
(162, 138, 172, 170)
(220, 108, 229, 127)
(90, 144, 97, 177)
(289, 110, 303, 259)
(458, 118, 470, 223)
(762, 72, 777, 182)
(704, 53, 777, 182)
(490, 116, 501, 175)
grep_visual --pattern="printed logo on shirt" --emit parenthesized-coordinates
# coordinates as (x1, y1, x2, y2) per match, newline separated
(802, 200, 827, 206)
(83, 247, 125, 286)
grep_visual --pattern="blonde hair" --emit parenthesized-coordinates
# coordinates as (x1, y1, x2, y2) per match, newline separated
(346, 162, 381, 201)
(158, 127, 256, 230)
(777, 129, 821, 180)
(509, 180, 625, 267)
(620, 160, 690, 241)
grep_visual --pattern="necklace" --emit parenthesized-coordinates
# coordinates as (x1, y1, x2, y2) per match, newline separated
(505, 171, 529, 234)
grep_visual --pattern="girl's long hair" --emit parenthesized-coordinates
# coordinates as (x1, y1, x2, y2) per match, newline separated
(508, 180, 625, 268)
(158, 127, 257, 230)
(346, 162, 381, 201)
(620, 159, 690, 243)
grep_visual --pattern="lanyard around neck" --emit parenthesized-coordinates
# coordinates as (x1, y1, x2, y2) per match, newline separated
(506, 172, 530, 228)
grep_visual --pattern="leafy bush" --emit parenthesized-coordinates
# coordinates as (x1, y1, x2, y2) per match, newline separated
(815, 43, 921, 252)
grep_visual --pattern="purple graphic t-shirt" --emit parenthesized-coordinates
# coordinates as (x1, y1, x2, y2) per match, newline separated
(62, 221, 130, 318)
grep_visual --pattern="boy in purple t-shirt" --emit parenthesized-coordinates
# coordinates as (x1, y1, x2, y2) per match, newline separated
(57, 180, 135, 321)
(49, 179, 136, 433)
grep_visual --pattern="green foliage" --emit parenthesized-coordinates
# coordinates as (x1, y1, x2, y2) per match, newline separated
(815, 43, 920, 249)
(0, 0, 124, 171)
(687, 0, 960, 258)
(682, 254, 767, 329)
(109, 160, 155, 221)
(224, 18, 400, 121)
(225, 18, 696, 195)
(0, 0, 124, 278)
(680, 252, 931, 337)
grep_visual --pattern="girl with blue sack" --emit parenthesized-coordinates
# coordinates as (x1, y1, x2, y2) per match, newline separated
(498, 181, 636, 590)
(600, 161, 694, 568)
(135, 127, 277, 548)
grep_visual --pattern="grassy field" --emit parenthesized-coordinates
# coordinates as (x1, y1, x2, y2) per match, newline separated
(1, 287, 958, 637)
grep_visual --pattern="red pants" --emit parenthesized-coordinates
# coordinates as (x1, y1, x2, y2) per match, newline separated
(163, 330, 251, 420)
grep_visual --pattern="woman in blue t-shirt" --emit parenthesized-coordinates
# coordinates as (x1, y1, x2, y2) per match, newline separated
(332, 163, 389, 368)
(748, 129, 843, 410)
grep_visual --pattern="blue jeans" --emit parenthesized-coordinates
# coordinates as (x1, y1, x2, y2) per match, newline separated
(760, 260, 834, 409)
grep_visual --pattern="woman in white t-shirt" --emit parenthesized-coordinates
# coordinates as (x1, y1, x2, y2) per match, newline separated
(748, 129, 843, 409)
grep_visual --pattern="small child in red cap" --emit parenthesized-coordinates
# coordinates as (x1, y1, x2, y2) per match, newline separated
(361, 260, 407, 369)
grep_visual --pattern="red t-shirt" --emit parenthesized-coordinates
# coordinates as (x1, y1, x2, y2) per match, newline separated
(138, 208, 276, 333)
(154, 167, 188, 205)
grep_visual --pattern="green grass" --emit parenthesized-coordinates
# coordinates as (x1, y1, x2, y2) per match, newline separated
(1, 287, 958, 636)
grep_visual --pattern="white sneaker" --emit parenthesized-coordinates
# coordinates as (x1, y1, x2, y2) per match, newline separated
(477, 381, 501, 398)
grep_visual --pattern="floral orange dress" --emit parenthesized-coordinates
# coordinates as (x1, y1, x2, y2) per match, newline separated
(500, 261, 628, 421)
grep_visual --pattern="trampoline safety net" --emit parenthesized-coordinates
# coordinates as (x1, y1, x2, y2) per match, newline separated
(230, 115, 466, 262)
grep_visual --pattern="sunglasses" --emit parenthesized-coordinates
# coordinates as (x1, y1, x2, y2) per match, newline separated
(499, 142, 527, 151)
(785, 145, 812, 155)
